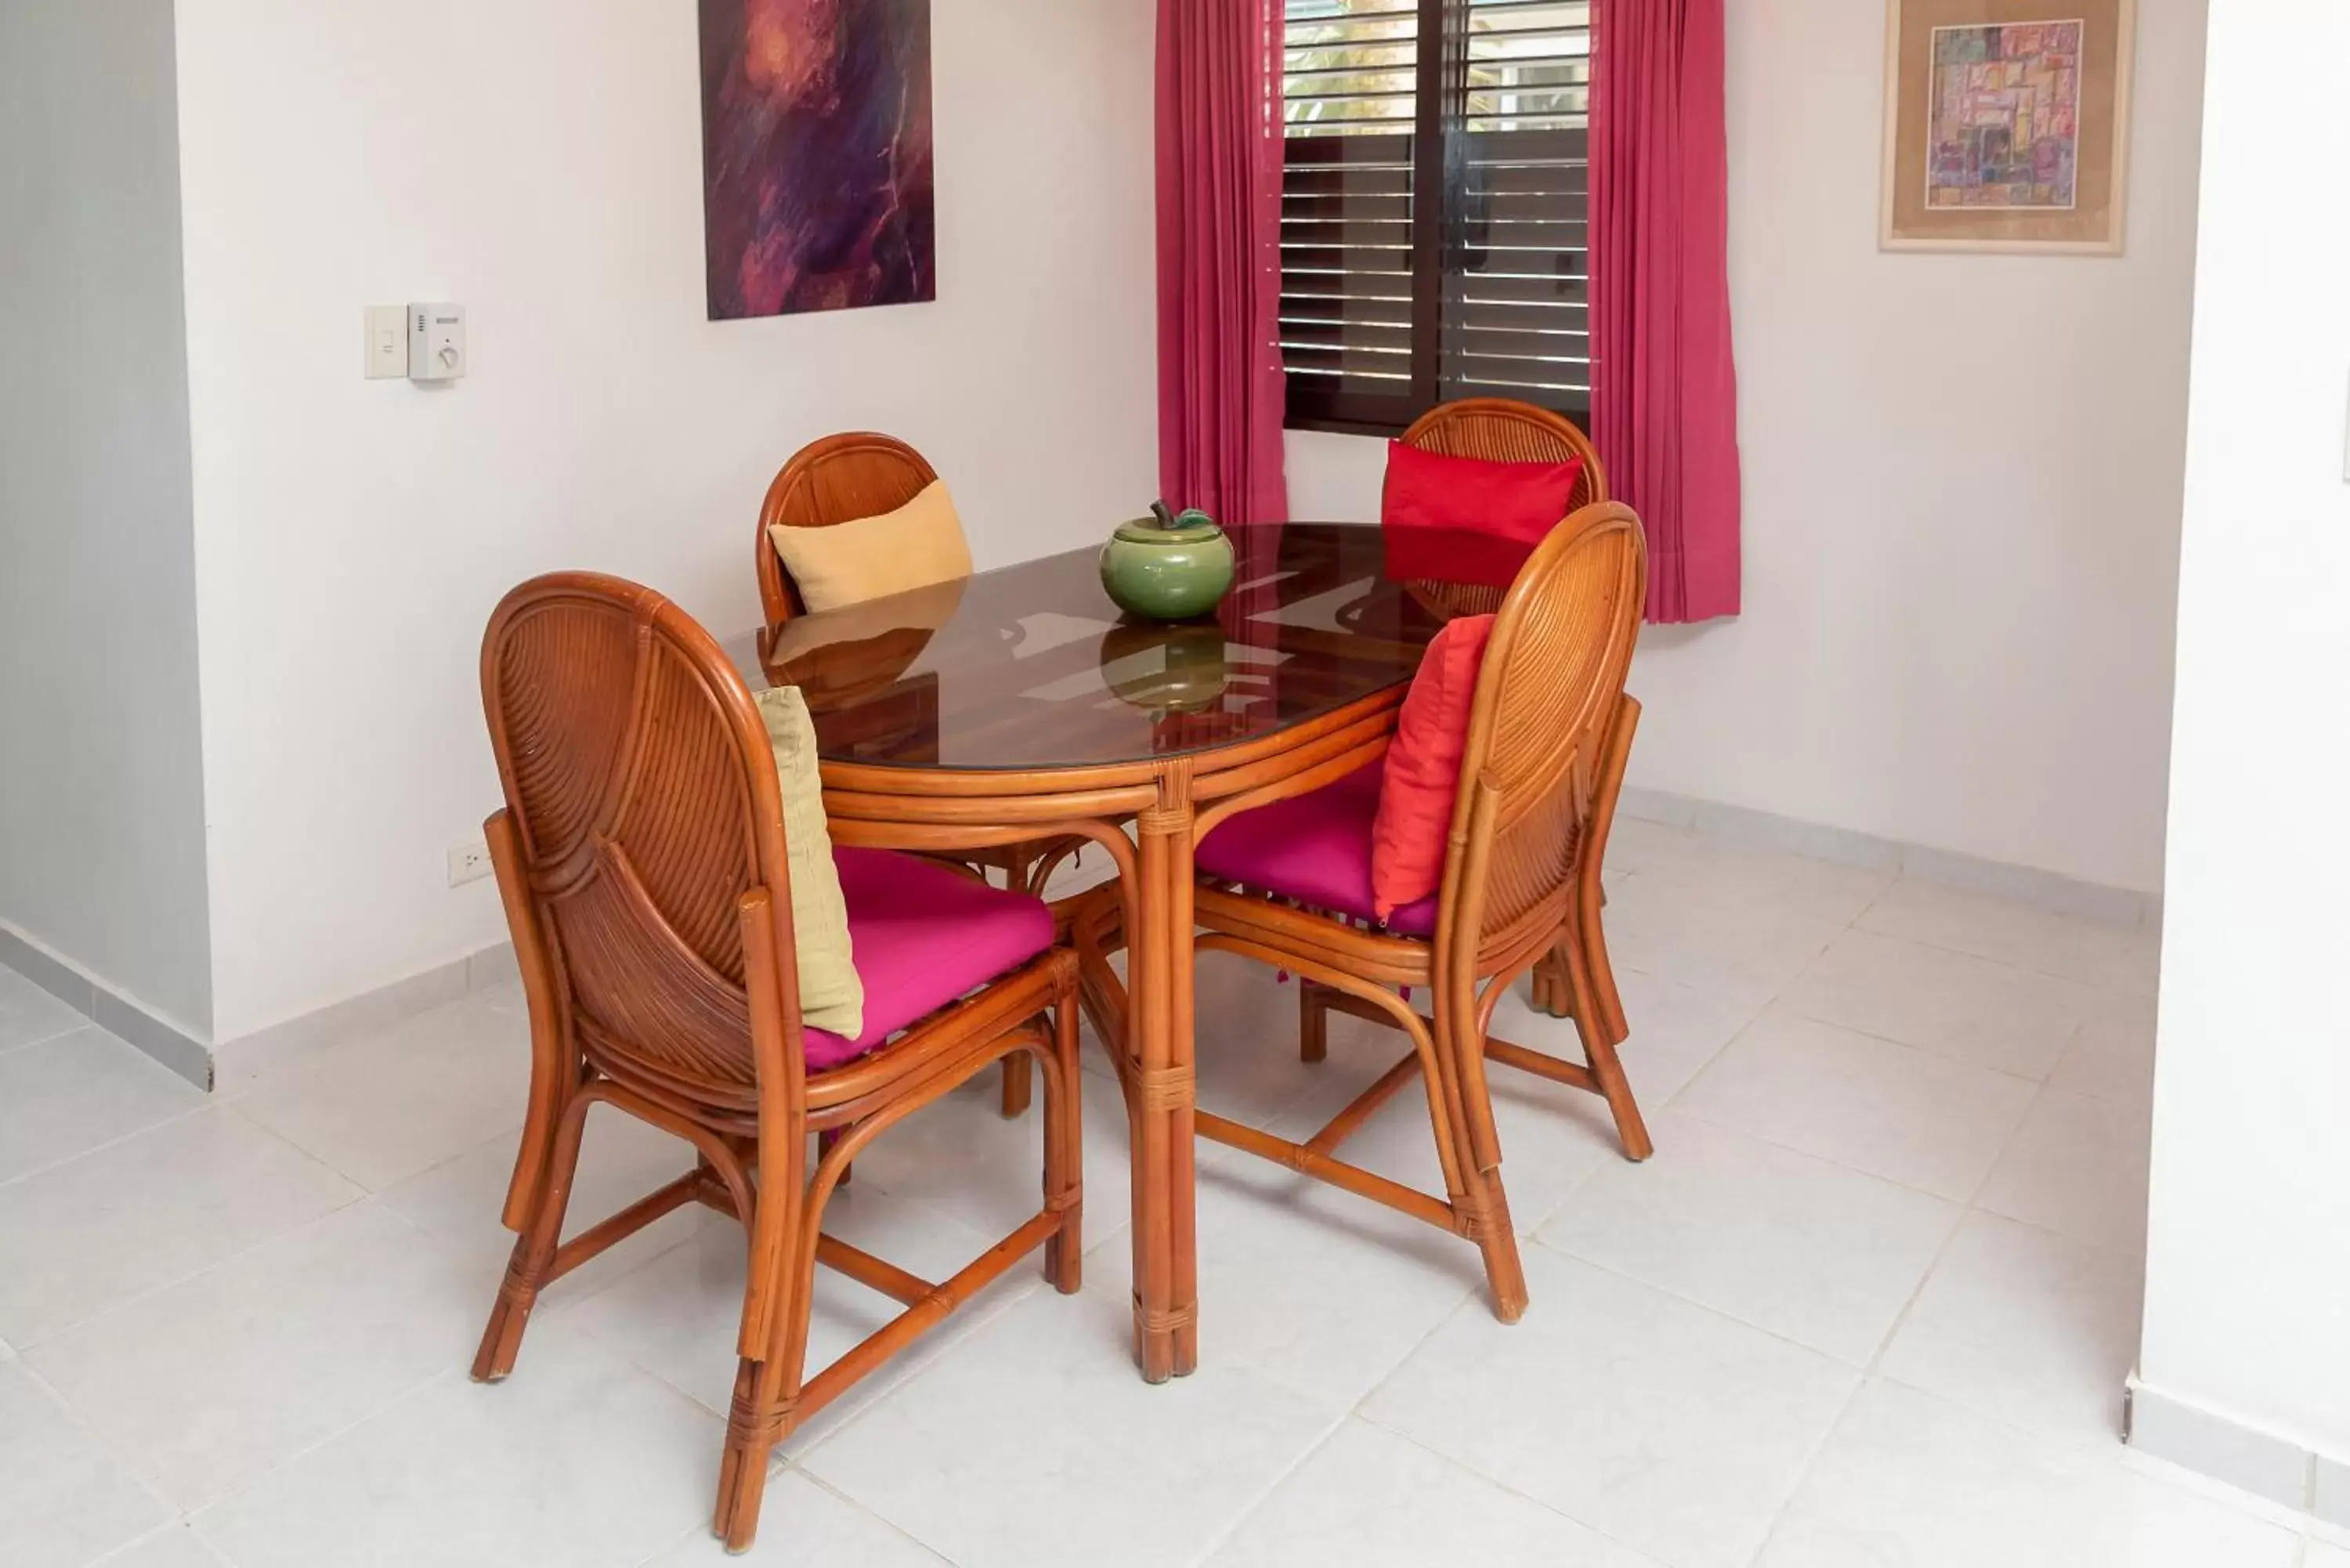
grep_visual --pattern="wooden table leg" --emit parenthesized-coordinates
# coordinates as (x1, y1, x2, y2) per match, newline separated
(1127, 775, 1199, 1382)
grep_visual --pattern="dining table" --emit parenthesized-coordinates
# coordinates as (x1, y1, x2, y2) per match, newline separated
(730, 520, 1495, 1383)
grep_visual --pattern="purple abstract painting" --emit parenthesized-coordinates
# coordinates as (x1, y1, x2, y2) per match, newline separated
(698, 0, 935, 320)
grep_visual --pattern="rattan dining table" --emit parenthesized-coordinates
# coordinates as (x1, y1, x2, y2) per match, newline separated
(732, 520, 1465, 1382)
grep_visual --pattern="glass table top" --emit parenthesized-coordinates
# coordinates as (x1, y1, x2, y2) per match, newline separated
(728, 522, 1501, 773)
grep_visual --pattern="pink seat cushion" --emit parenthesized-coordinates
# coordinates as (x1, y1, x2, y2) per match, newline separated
(803, 848, 1057, 1071)
(1195, 760, 1439, 938)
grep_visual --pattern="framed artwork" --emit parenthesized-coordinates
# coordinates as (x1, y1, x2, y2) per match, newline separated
(1879, 0, 2136, 254)
(699, 0, 936, 320)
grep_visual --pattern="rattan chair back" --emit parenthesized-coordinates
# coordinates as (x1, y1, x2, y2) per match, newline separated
(757, 432, 940, 625)
(1439, 503, 1646, 969)
(481, 572, 800, 1113)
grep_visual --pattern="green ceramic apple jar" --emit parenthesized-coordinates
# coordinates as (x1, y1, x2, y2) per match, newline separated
(1098, 503, 1237, 622)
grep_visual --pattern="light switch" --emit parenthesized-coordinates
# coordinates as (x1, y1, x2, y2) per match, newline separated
(408, 302, 467, 383)
(363, 305, 409, 379)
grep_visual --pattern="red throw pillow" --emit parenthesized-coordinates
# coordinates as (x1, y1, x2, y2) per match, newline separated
(1371, 615, 1497, 919)
(1381, 442, 1584, 587)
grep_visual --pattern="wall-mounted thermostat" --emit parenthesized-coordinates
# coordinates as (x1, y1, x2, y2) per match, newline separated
(408, 303, 467, 383)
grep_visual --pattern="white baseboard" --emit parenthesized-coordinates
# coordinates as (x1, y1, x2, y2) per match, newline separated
(1617, 786, 2160, 930)
(208, 941, 520, 1093)
(2127, 1377, 2350, 1526)
(0, 919, 212, 1089)
(0, 921, 526, 1095)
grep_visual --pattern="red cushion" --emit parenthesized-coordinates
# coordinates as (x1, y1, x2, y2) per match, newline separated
(803, 848, 1056, 1071)
(1370, 616, 1495, 919)
(1381, 441, 1583, 586)
(1195, 760, 1438, 938)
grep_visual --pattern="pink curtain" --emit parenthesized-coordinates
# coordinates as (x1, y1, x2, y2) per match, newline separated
(1157, 0, 1289, 526)
(1591, 0, 1742, 623)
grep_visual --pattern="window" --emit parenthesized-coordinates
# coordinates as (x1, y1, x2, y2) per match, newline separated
(1279, 0, 1593, 434)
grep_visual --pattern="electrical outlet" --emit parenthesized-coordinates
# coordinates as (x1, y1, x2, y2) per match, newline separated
(447, 840, 494, 887)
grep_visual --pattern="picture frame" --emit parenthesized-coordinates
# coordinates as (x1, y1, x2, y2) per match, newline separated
(1879, 0, 2137, 255)
(698, 0, 937, 320)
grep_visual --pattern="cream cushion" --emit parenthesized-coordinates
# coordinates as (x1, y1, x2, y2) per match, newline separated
(768, 479, 974, 612)
(752, 685, 864, 1039)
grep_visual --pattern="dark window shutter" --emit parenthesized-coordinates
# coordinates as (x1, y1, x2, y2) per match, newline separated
(1280, 0, 1591, 433)
(1449, 1, 1591, 410)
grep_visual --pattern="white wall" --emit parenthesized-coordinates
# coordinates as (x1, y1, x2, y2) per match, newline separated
(2140, 0, 2350, 1469)
(172, 0, 1162, 1040)
(1288, 0, 2208, 895)
(0, 0, 214, 1031)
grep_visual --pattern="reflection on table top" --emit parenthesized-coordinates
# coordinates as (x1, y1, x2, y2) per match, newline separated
(727, 522, 1491, 774)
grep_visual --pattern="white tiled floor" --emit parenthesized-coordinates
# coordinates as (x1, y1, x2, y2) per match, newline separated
(1, 822, 2337, 1567)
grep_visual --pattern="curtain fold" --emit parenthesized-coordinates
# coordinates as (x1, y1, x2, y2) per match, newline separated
(1590, 0, 1742, 623)
(1156, 0, 1290, 526)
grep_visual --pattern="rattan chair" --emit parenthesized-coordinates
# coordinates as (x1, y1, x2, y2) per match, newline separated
(473, 573, 1083, 1551)
(1190, 504, 1651, 1320)
(758, 431, 1085, 1115)
(1390, 398, 1638, 1042)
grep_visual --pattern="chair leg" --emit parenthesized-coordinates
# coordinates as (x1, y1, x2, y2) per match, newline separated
(1299, 979, 1329, 1063)
(1465, 1171, 1529, 1324)
(1584, 904, 1629, 1050)
(714, 1168, 824, 1552)
(1396, 1001, 1531, 1325)
(1528, 940, 1574, 1020)
(1000, 1052, 1033, 1118)
(817, 1125, 851, 1187)
(1042, 997, 1084, 1294)
(472, 1090, 592, 1382)
(1564, 925, 1652, 1162)
(714, 1353, 794, 1552)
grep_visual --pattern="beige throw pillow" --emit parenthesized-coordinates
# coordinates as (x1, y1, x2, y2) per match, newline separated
(768, 479, 974, 612)
(752, 685, 864, 1040)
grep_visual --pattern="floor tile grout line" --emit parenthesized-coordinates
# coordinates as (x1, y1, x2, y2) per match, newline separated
(0, 1054, 216, 1197)
(179, 1366, 470, 1535)
(1179, 1405, 1356, 1568)
(1851, 914, 2146, 991)
(1529, 1093, 2144, 1367)
(1655, 1023, 2057, 1213)
(7, 1194, 378, 1361)
(1766, 990, 2095, 1092)
(1348, 1388, 1676, 1566)
(16, 1214, 493, 1548)
(0, 1015, 106, 1059)
(627, 1517, 712, 1568)
(795, 1468, 965, 1566)
(12, 1353, 183, 1541)
(15, 1193, 454, 1382)
(88, 1521, 231, 1568)
(4, 1097, 379, 1353)
(0, 1096, 215, 1195)
(1647, 992, 2153, 1240)
(1654, 1083, 1984, 1211)
(1831, 865, 2154, 983)
(1836, 1065, 2078, 1408)
(1730, 1372, 1866, 1568)
(1519, 1230, 1900, 1375)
